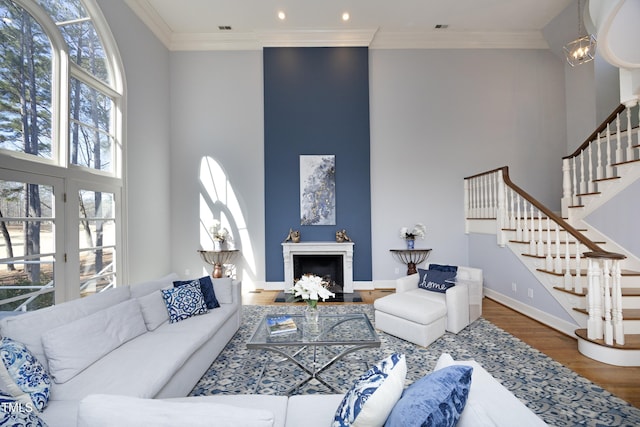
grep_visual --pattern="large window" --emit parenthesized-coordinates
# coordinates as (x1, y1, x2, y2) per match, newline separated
(0, 0, 124, 310)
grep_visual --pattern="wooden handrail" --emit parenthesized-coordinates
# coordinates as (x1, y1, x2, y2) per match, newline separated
(465, 166, 625, 260)
(563, 104, 626, 160)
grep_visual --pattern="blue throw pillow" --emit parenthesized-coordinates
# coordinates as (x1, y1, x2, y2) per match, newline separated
(0, 394, 48, 426)
(0, 338, 51, 412)
(428, 264, 458, 274)
(385, 365, 473, 427)
(173, 276, 220, 309)
(333, 353, 407, 427)
(161, 282, 208, 323)
(417, 268, 456, 293)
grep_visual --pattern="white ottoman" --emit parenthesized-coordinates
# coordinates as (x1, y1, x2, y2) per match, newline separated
(374, 292, 447, 347)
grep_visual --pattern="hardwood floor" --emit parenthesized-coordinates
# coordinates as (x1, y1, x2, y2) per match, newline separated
(242, 289, 640, 408)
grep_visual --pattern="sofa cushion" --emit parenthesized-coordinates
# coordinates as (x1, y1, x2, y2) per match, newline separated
(212, 277, 234, 304)
(433, 353, 547, 427)
(418, 268, 456, 293)
(374, 291, 447, 325)
(0, 286, 131, 371)
(0, 338, 51, 411)
(385, 365, 472, 427)
(77, 394, 275, 427)
(50, 304, 237, 401)
(174, 276, 220, 309)
(333, 353, 406, 427)
(129, 273, 179, 299)
(42, 299, 148, 384)
(161, 282, 208, 323)
(137, 290, 169, 331)
(428, 264, 458, 273)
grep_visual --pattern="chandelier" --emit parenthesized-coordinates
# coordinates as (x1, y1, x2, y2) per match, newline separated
(563, 0, 597, 67)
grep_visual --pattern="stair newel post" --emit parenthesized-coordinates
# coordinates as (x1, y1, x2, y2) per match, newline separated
(615, 112, 623, 163)
(586, 257, 603, 340)
(602, 259, 614, 346)
(529, 206, 536, 255)
(626, 106, 634, 162)
(537, 212, 545, 257)
(596, 132, 604, 180)
(587, 141, 595, 193)
(496, 173, 506, 246)
(515, 194, 522, 242)
(612, 259, 625, 345)
(574, 244, 583, 294)
(606, 126, 613, 178)
(564, 232, 572, 290)
(544, 216, 552, 268)
(554, 223, 563, 274)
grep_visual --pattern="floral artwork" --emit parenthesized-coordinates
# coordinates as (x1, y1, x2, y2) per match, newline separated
(300, 155, 336, 225)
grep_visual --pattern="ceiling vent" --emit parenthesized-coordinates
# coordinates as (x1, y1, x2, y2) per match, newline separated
(218, 25, 232, 31)
(434, 24, 449, 29)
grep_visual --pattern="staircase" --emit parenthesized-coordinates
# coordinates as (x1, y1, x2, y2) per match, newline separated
(463, 103, 640, 367)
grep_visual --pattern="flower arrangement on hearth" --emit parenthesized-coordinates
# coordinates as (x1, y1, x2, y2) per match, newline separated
(209, 219, 229, 242)
(289, 274, 335, 308)
(399, 223, 426, 240)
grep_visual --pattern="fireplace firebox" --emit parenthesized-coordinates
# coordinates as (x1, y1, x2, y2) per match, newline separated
(282, 242, 354, 293)
(294, 254, 344, 287)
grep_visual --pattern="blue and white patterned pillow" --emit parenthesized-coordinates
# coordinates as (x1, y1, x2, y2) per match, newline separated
(333, 353, 406, 427)
(385, 365, 473, 427)
(161, 282, 208, 323)
(173, 276, 220, 309)
(0, 337, 51, 412)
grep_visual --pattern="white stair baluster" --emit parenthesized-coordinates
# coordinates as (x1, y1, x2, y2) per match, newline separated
(574, 244, 583, 294)
(579, 150, 587, 195)
(564, 232, 572, 290)
(522, 203, 529, 243)
(587, 141, 595, 193)
(515, 194, 522, 242)
(509, 189, 516, 230)
(606, 126, 613, 178)
(529, 206, 536, 255)
(596, 132, 604, 180)
(572, 157, 579, 206)
(554, 223, 562, 274)
(615, 112, 623, 163)
(537, 212, 545, 258)
(545, 217, 553, 269)
(626, 107, 634, 162)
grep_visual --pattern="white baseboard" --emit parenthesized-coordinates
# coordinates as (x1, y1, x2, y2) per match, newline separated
(484, 288, 579, 338)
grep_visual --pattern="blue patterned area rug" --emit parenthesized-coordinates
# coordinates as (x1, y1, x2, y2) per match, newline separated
(190, 304, 640, 426)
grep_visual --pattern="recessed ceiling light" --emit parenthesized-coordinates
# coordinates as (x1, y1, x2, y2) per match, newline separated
(278, 11, 286, 20)
(435, 24, 449, 29)
(342, 12, 350, 22)
(218, 25, 232, 31)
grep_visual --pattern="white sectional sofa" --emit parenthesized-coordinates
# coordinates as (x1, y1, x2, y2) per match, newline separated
(72, 353, 547, 427)
(0, 273, 242, 427)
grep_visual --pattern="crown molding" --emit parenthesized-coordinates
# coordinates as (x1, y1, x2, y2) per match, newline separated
(370, 31, 550, 50)
(123, 0, 172, 47)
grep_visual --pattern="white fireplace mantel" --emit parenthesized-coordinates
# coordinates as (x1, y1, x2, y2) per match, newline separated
(282, 241, 355, 293)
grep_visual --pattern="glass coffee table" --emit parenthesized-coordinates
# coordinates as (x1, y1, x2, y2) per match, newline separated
(247, 312, 380, 394)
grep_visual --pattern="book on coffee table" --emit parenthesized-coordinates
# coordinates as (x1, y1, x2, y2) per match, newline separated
(266, 315, 298, 335)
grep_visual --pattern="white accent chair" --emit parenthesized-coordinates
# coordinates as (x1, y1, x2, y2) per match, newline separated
(374, 265, 483, 347)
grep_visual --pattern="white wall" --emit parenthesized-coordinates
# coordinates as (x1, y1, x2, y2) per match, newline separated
(169, 52, 265, 288)
(370, 49, 567, 283)
(96, 0, 172, 284)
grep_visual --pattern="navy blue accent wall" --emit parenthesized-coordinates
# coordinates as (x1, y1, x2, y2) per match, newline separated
(264, 47, 372, 283)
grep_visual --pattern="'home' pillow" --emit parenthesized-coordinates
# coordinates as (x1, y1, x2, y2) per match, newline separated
(417, 268, 456, 293)
(161, 282, 208, 323)
(0, 337, 50, 412)
(385, 365, 473, 427)
(333, 353, 406, 427)
(173, 276, 220, 309)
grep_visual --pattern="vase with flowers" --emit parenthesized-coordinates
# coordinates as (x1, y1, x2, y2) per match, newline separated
(289, 274, 335, 335)
(209, 219, 229, 251)
(399, 223, 426, 249)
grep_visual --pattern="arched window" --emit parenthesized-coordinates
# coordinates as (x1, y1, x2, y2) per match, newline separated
(0, 0, 125, 310)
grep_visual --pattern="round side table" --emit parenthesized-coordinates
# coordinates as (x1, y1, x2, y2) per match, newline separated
(390, 248, 432, 275)
(198, 249, 239, 278)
